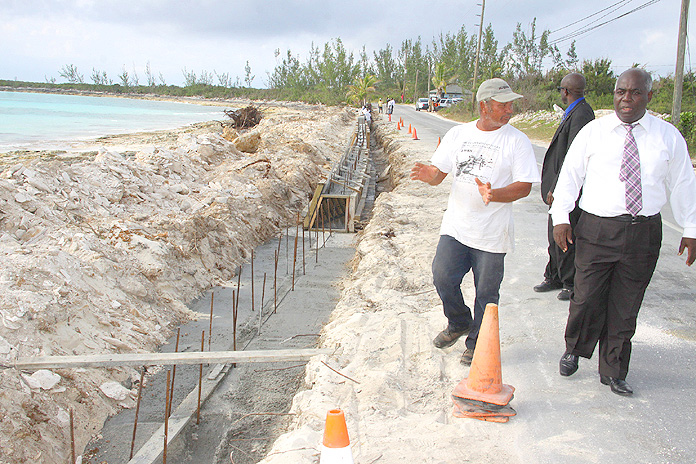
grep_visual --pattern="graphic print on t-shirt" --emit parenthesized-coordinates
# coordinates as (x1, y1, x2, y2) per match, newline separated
(454, 140, 499, 185)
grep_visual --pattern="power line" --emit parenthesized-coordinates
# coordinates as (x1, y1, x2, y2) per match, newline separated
(550, 0, 633, 34)
(549, 0, 663, 45)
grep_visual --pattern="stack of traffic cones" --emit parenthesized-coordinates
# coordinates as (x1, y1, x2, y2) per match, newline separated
(319, 409, 354, 463)
(451, 303, 516, 422)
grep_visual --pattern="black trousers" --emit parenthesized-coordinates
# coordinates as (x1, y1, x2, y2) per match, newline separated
(544, 206, 581, 289)
(564, 211, 662, 379)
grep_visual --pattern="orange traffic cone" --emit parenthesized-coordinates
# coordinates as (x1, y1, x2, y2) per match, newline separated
(397, 121, 401, 130)
(408, 123, 412, 134)
(412, 128, 419, 140)
(451, 303, 516, 422)
(388, 114, 391, 122)
(320, 409, 354, 463)
(437, 136, 441, 147)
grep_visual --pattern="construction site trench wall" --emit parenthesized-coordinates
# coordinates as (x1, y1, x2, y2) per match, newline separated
(77, 112, 397, 464)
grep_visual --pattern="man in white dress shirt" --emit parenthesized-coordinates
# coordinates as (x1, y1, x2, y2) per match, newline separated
(550, 68, 696, 396)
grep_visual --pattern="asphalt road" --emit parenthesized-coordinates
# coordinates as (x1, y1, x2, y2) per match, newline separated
(389, 103, 696, 463)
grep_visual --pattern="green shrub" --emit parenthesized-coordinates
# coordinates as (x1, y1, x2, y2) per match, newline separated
(668, 111, 696, 153)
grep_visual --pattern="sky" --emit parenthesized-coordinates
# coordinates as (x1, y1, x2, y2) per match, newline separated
(0, 0, 691, 88)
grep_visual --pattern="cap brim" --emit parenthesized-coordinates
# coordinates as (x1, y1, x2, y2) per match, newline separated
(492, 93, 523, 103)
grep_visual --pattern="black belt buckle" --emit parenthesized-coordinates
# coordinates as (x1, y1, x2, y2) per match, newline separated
(630, 215, 650, 224)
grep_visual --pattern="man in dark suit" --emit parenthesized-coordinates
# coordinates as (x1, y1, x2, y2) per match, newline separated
(534, 73, 594, 300)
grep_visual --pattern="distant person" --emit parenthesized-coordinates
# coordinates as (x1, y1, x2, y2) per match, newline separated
(550, 68, 696, 396)
(387, 97, 395, 115)
(361, 105, 371, 123)
(535, 72, 595, 301)
(378, 98, 383, 113)
(410, 78, 540, 365)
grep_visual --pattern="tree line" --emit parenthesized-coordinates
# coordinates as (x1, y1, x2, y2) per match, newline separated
(3, 18, 695, 144)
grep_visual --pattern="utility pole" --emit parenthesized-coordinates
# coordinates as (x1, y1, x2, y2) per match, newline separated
(427, 56, 432, 98)
(671, 0, 690, 125)
(471, 0, 486, 112)
(414, 69, 419, 103)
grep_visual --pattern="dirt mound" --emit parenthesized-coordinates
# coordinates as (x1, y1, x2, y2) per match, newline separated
(0, 102, 356, 464)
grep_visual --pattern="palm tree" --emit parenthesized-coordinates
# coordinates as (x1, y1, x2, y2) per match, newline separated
(346, 74, 379, 107)
(432, 62, 457, 99)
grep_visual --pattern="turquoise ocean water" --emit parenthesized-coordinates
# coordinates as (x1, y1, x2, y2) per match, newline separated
(0, 91, 227, 151)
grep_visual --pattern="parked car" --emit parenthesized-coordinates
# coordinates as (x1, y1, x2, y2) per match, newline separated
(436, 98, 453, 110)
(415, 98, 429, 111)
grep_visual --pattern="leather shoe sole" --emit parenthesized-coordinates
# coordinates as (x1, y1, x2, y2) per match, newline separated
(460, 348, 474, 365)
(600, 375, 633, 396)
(559, 353, 579, 376)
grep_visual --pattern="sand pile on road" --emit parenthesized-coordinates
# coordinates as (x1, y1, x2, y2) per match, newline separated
(0, 102, 355, 464)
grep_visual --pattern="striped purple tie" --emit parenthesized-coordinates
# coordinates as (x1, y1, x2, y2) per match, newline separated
(619, 124, 642, 216)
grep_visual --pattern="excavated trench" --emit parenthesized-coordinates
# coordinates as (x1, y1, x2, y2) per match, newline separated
(84, 118, 395, 464)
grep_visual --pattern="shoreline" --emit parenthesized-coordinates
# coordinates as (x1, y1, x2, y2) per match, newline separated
(0, 92, 333, 158)
(0, 91, 252, 158)
(0, 102, 356, 464)
(0, 85, 241, 106)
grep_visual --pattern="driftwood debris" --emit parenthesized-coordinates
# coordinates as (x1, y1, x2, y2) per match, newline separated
(224, 105, 263, 129)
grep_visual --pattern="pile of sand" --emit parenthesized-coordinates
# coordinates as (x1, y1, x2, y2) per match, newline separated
(0, 102, 355, 464)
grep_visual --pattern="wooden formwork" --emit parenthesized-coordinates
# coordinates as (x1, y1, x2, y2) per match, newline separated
(304, 116, 370, 233)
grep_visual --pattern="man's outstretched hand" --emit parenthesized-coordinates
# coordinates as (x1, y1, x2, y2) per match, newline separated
(410, 162, 446, 185)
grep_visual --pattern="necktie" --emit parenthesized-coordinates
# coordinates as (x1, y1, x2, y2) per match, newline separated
(619, 124, 642, 216)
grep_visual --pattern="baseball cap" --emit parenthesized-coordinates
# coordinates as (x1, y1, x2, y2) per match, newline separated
(476, 78, 524, 103)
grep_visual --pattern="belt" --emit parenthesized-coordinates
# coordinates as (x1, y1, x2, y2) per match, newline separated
(608, 213, 660, 224)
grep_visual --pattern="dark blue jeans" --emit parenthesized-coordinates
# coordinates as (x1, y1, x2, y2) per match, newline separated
(432, 235, 505, 350)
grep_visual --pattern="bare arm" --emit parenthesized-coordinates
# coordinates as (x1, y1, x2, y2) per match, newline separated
(475, 179, 532, 205)
(411, 162, 448, 186)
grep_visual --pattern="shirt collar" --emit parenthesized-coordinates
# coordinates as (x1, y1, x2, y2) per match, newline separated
(563, 97, 584, 120)
(608, 111, 652, 133)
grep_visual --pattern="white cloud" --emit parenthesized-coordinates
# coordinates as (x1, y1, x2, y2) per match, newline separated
(1, 0, 692, 87)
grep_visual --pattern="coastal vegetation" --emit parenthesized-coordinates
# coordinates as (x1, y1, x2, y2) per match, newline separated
(3, 18, 695, 147)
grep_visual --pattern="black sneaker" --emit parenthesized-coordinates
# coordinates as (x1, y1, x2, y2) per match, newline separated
(433, 326, 469, 349)
(534, 278, 563, 293)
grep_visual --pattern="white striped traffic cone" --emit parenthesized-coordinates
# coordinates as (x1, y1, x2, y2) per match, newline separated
(319, 409, 353, 463)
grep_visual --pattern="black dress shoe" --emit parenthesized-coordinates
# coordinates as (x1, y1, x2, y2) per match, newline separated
(559, 353, 579, 376)
(534, 278, 563, 293)
(557, 288, 571, 301)
(600, 375, 633, 396)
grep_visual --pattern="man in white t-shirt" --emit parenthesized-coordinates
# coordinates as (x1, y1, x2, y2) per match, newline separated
(411, 78, 541, 364)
